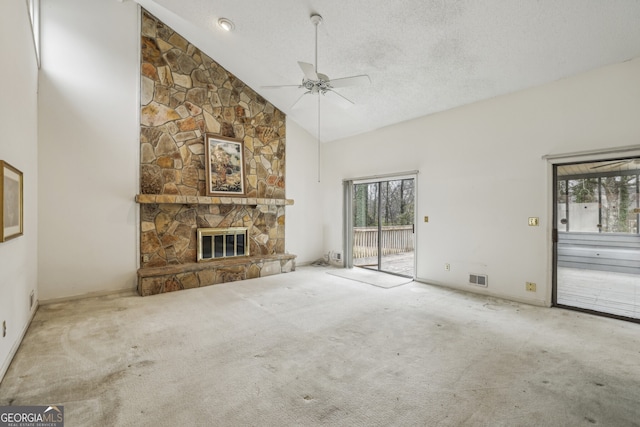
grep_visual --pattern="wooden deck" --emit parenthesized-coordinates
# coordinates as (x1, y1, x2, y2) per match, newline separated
(354, 252, 414, 277)
(557, 267, 640, 319)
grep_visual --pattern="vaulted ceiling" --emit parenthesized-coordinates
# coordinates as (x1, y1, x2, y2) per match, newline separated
(135, 0, 640, 142)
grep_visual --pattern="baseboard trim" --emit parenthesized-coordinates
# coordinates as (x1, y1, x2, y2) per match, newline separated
(296, 261, 315, 267)
(0, 303, 39, 385)
(414, 277, 550, 307)
(40, 287, 137, 305)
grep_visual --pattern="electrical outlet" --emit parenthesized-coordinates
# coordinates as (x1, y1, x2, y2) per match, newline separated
(444, 263, 450, 271)
(528, 217, 539, 226)
(424, 216, 429, 223)
(526, 282, 537, 292)
(2, 321, 6, 338)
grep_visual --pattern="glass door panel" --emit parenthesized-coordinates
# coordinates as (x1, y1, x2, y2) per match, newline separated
(379, 179, 415, 276)
(555, 158, 640, 320)
(352, 178, 415, 278)
(353, 182, 379, 270)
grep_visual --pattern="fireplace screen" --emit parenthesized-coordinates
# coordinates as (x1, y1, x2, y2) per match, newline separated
(197, 227, 249, 261)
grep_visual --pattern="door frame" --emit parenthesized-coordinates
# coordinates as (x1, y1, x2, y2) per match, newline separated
(343, 171, 418, 278)
(544, 145, 640, 317)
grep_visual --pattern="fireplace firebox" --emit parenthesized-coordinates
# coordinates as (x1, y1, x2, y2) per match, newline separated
(197, 227, 249, 261)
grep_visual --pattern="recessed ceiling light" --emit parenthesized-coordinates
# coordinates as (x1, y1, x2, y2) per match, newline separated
(217, 18, 234, 32)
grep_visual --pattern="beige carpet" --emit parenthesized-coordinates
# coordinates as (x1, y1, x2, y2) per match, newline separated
(1, 266, 639, 426)
(327, 267, 413, 288)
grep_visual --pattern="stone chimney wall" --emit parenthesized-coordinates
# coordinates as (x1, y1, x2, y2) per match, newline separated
(138, 10, 287, 269)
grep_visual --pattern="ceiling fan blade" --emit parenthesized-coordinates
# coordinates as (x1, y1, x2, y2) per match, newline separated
(291, 91, 311, 109)
(325, 89, 355, 107)
(298, 62, 318, 81)
(261, 84, 301, 89)
(329, 74, 371, 88)
(591, 160, 630, 169)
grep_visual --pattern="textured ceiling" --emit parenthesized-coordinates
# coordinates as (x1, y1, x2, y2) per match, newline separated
(135, 0, 640, 142)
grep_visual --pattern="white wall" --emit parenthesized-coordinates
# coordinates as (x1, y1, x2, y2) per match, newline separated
(284, 119, 324, 264)
(38, 0, 139, 300)
(0, 1, 39, 382)
(322, 58, 640, 306)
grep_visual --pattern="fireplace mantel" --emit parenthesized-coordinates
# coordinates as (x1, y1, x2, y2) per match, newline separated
(135, 194, 294, 206)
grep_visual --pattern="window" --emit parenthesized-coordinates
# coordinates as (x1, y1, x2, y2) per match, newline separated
(557, 159, 640, 234)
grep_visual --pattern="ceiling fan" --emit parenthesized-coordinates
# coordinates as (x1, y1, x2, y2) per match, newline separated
(590, 158, 640, 169)
(262, 13, 371, 108)
(262, 13, 371, 181)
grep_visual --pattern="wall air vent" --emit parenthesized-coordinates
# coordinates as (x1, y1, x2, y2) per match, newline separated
(469, 274, 488, 287)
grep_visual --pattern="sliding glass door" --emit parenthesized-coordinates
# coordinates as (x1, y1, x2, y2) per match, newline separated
(352, 177, 415, 277)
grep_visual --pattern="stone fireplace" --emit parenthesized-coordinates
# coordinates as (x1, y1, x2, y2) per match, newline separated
(136, 10, 295, 296)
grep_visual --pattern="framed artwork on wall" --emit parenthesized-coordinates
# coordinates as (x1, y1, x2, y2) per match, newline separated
(204, 134, 246, 196)
(1, 161, 24, 242)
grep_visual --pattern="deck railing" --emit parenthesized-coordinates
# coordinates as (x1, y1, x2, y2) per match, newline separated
(353, 225, 414, 258)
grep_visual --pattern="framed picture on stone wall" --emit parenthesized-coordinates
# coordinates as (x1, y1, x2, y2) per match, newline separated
(204, 134, 246, 196)
(0, 161, 24, 242)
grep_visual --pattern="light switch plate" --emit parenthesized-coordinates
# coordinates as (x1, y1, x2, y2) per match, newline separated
(424, 216, 429, 223)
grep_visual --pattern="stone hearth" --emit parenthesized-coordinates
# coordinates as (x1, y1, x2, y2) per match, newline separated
(138, 253, 296, 296)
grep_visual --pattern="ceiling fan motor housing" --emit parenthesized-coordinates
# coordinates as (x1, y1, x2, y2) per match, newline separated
(302, 73, 331, 94)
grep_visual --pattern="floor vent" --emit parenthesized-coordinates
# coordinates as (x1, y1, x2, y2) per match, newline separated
(469, 274, 488, 287)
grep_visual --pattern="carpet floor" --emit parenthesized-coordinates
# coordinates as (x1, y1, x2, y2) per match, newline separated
(1, 266, 639, 426)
